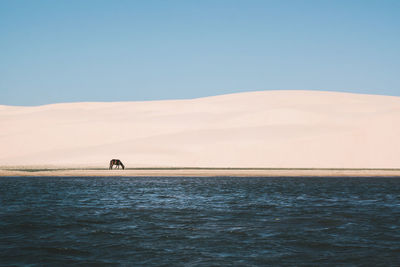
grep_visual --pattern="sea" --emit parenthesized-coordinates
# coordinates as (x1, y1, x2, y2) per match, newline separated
(1, 176, 399, 266)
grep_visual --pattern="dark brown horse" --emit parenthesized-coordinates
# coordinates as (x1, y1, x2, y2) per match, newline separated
(109, 159, 125, 170)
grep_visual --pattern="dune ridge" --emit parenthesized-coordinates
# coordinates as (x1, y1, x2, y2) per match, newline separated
(1, 90, 400, 168)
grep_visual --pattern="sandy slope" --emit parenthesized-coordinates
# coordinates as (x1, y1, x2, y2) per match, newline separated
(1, 90, 400, 168)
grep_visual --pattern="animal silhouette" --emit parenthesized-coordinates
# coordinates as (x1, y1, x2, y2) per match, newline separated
(109, 159, 125, 170)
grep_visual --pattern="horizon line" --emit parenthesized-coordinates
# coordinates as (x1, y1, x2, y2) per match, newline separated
(1, 89, 399, 108)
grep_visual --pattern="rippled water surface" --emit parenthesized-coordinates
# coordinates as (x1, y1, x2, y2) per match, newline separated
(1, 177, 400, 266)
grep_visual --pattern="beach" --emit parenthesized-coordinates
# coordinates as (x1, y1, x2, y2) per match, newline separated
(2, 167, 400, 177)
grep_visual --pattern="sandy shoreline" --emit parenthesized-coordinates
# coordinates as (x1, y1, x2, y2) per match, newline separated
(1, 167, 400, 177)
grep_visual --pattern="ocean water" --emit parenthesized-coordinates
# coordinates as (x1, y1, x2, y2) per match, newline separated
(0, 177, 399, 266)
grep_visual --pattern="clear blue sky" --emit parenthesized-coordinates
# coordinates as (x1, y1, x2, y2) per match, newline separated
(1, 0, 399, 105)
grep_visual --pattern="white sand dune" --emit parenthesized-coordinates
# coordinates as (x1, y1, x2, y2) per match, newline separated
(1, 90, 400, 168)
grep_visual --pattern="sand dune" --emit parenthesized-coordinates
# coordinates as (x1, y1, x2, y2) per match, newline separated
(1, 90, 400, 168)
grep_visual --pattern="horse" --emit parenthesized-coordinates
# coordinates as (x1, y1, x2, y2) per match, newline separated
(109, 159, 125, 170)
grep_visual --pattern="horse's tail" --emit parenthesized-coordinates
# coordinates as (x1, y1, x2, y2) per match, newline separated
(120, 162, 125, 170)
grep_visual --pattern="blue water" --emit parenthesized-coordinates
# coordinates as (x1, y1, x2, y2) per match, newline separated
(1, 177, 400, 266)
